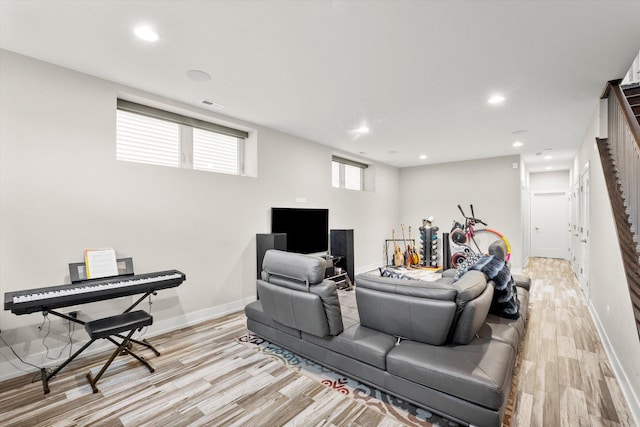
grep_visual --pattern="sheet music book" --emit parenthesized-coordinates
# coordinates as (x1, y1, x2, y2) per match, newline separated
(84, 248, 118, 279)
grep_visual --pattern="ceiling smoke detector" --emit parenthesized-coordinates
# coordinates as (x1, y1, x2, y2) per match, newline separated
(186, 69, 211, 82)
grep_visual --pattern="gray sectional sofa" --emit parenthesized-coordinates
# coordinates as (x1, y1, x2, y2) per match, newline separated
(244, 249, 530, 427)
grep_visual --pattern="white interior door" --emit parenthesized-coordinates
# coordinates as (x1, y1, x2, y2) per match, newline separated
(577, 166, 590, 295)
(570, 181, 579, 271)
(531, 191, 570, 259)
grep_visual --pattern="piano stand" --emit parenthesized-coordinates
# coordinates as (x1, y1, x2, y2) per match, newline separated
(84, 310, 155, 394)
(5, 270, 185, 394)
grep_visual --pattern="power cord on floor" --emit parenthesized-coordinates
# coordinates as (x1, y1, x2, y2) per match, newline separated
(0, 313, 77, 382)
(0, 333, 41, 371)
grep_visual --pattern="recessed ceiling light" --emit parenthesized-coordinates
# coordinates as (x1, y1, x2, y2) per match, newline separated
(512, 141, 524, 148)
(488, 95, 505, 104)
(545, 166, 553, 170)
(134, 26, 159, 42)
(354, 125, 370, 134)
(186, 70, 211, 82)
(544, 155, 553, 160)
(419, 154, 427, 160)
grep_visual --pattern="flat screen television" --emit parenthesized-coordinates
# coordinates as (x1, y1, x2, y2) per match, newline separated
(271, 207, 329, 254)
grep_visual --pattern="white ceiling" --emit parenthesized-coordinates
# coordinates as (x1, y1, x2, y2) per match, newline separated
(1, 1, 639, 171)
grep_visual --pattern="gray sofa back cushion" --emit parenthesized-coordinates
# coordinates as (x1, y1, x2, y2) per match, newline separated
(355, 273, 457, 345)
(258, 250, 344, 336)
(308, 280, 344, 335)
(257, 280, 330, 337)
(451, 281, 494, 344)
(451, 270, 488, 306)
(262, 249, 326, 285)
(356, 273, 457, 300)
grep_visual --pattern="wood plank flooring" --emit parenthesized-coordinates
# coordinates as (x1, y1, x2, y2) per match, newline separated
(0, 258, 635, 426)
(515, 258, 634, 427)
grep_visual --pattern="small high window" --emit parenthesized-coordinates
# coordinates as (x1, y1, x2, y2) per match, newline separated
(116, 99, 248, 175)
(332, 156, 367, 191)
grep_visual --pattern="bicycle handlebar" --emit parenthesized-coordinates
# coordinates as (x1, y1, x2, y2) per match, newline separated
(457, 204, 488, 226)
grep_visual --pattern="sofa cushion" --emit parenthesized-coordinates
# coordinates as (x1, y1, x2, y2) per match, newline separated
(244, 300, 301, 338)
(261, 249, 326, 285)
(308, 280, 344, 336)
(356, 273, 458, 300)
(386, 338, 515, 410)
(451, 270, 488, 306)
(450, 281, 493, 344)
(355, 273, 457, 345)
(257, 280, 329, 337)
(477, 322, 520, 351)
(303, 324, 397, 370)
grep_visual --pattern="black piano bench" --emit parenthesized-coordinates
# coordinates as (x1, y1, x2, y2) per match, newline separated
(84, 310, 155, 393)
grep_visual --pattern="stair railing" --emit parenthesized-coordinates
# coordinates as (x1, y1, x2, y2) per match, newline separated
(621, 50, 640, 86)
(607, 81, 640, 262)
(599, 80, 640, 340)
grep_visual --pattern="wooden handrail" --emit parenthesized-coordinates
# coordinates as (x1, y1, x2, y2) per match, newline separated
(600, 79, 621, 99)
(609, 82, 640, 150)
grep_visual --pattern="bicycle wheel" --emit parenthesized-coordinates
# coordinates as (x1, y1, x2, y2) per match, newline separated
(469, 229, 511, 261)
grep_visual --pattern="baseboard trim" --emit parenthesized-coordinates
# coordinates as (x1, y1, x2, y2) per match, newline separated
(0, 296, 256, 383)
(356, 263, 381, 275)
(587, 300, 640, 426)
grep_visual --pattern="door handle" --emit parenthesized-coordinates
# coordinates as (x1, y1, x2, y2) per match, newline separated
(581, 239, 587, 243)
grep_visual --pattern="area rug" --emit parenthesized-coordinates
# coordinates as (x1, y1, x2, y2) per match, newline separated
(236, 332, 460, 427)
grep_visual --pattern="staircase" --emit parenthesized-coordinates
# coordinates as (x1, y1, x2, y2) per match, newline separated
(623, 84, 640, 125)
(599, 80, 640, 340)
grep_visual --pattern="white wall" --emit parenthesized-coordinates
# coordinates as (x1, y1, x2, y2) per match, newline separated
(520, 160, 531, 264)
(399, 155, 523, 269)
(529, 170, 570, 192)
(0, 50, 400, 378)
(572, 105, 640, 422)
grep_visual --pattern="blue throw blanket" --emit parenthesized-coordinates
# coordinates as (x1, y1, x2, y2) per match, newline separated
(456, 255, 520, 319)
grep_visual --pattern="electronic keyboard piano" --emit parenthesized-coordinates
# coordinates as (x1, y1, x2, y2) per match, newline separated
(4, 269, 186, 315)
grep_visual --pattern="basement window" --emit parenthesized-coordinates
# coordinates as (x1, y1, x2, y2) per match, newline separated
(116, 99, 248, 175)
(332, 156, 368, 191)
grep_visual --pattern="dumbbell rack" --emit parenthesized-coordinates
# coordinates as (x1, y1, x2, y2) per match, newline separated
(419, 225, 440, 267)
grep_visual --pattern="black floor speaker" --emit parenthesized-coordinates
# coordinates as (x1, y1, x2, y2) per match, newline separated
(442, 232, 451, 270)
(256, 233, 286, 279)
(330, 229, 354, 283)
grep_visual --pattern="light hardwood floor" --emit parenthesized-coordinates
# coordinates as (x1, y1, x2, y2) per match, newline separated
(0, 258, 635, 426)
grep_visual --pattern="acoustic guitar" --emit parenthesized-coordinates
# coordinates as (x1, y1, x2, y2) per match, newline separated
(401, 224, 412, 268)
(409, 225, 420, 265)
(392, 229, 404, 267)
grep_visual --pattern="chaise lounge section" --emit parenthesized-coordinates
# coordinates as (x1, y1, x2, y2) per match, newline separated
(244, 249, 529, 426)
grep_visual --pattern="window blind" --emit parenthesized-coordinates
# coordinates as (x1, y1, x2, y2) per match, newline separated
(193, 128, 239, 175)
(116, 110, 180, 167)
(332, 161, 340, 188)
(331, 156, 367, 190)
(344, 164, 362, 190)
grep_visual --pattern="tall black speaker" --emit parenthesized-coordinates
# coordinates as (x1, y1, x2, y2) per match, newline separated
(256, 233, 286, 279)
(330, 229, 354, 283)
(442, 232, 451, 270)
